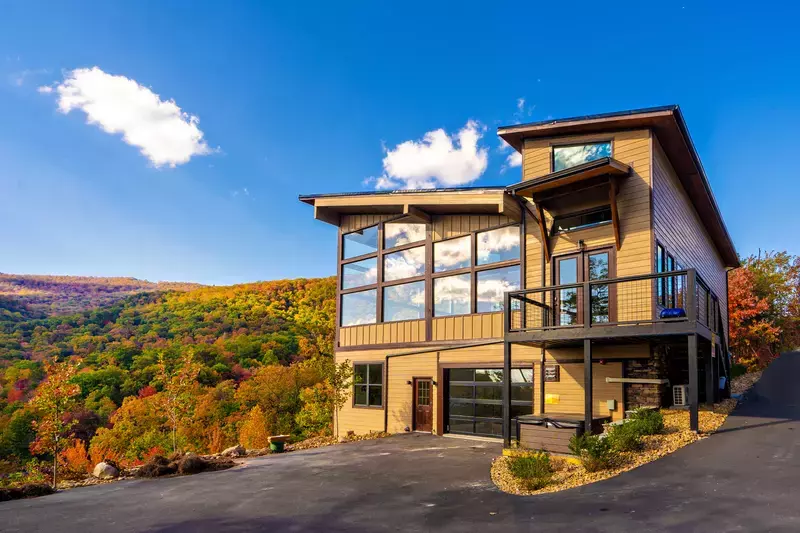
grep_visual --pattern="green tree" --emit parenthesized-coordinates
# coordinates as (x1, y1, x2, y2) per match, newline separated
(155, 352, 201, 453)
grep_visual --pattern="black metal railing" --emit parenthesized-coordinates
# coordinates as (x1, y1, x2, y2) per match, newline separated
(506, 268, 719, 334)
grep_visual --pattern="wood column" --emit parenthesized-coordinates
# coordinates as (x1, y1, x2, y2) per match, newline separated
(688, 334, 699, 432)
(584, 339, 593, 434)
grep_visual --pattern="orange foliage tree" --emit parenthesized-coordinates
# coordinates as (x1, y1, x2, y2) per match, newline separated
(239, 405, 271, 449)
(729, 267, 781, 370)
(29, 358, 82, 488)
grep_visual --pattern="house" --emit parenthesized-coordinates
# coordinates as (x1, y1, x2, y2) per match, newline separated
(300, 105, 738, 449)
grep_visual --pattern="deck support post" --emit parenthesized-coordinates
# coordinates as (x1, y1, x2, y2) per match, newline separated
(503, 340, 512, 447)
(584, 339, 593, 434)
(688, 333, 699, 432)
(705, 345, 715, 407)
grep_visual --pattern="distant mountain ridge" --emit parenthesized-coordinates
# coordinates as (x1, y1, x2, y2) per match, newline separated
(0, 273, 203, 316)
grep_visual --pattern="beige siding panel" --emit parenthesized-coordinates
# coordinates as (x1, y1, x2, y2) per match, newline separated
(386, 351, 438, 433)
(651, 138, 729, 334)
(431, 312, 504, 342)
(339, 320, 426, 347)
(533, 362, 625, 421)
(334, 351, 386, 436)
(340, 214, 395, 233)
(432, 214, 511, 241)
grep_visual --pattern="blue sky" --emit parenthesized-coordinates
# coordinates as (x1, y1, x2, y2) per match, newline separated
(1, 1, 798, 285)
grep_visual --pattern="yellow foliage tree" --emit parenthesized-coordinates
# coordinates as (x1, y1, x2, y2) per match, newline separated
(239, 405, 270, 449)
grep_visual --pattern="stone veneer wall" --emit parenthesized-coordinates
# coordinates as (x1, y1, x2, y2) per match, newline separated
(624, 346, 669, 409)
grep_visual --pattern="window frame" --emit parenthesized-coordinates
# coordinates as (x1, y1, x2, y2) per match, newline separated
(338, 219, 523, 331)
(432, 222, 521, 316)
(550, 206, 613, 236)
(352, 362, 384, 409)
(551, 140, 613, 172)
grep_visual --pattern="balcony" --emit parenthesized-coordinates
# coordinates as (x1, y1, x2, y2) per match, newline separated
(503, 269, 722, 347)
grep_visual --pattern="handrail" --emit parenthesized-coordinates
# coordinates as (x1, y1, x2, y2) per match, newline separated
(507, 267, 722, 334)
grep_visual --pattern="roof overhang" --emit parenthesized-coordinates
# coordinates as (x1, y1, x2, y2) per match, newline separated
(299, 187, 522, 227)
(506, 157, 630, 199)
(498, 105, 739, 268)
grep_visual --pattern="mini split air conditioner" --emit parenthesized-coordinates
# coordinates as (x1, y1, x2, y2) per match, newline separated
(673, 385, 689, 407)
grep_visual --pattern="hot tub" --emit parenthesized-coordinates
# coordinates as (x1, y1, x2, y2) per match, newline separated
(515, 413, 611, 454)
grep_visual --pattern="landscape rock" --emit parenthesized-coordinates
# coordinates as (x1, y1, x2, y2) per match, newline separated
(177, 453, 206, 475)
(221, 445, 246, 457)
(93, 462, 120, 479)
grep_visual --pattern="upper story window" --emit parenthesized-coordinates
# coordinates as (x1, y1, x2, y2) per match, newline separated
(341, 289, 377, 326)
(553, 142, 611, 172)
(552, 206, 612, 235)
(434, 235, 471, 272)
(384, 246, 425, 281)
(383, 281, 425, 322)
(342, 257, 378, 289)
(343, 226, 378, 259)
(477, 226, 520, 265)
(476, 264, 521, 312)
(384, 222, 426, 249)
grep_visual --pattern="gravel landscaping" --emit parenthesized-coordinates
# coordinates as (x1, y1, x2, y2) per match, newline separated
(491, 369, 766, 497)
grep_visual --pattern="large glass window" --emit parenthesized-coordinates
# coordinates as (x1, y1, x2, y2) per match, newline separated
(476, 226, 520, 266)
(553, 142, 612, 172)
(354, 363, 383, 408)
(476, 265, 520, 312)
(343, 226, 378, 259)
(434, 273, 471, 317)
(656, 243, 666, 306)
(384, 246, 425, 281)
(341, 258, 377, 290)
(552, 207, 612, 234)
(589, 252, 610, 323)
(434, 236, 471, 272)
(383, 281, 425, 322)
(384, 222, 426, 249)
(341, 289, 376, 326)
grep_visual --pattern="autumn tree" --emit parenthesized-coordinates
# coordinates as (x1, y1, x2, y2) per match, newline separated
(29, 358, 82, 488)
(729, 267, 782, 370)
(155, 352, 201, 453)
(239, 405, 270, 449)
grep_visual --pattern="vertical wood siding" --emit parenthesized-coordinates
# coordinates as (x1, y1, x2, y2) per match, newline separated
(340, 214, 396, 233)
(651, 138, 729, 334)
(386, 351, 438, 433)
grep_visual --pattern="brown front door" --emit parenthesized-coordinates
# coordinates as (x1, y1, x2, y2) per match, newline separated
(413, 378, 433, 432)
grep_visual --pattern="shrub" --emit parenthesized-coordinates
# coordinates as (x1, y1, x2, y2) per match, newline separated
(239, 405, 271, 449)
(59, 440, 91, 478)
(628, 408, 664, 435)
(731, 363, 748, 379)
(569, 433, 614, 472)
(507, 452, 553, 491)
(607, 421, 645, 452)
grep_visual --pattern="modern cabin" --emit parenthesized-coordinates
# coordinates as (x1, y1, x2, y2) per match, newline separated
(300, 105, 738, 449)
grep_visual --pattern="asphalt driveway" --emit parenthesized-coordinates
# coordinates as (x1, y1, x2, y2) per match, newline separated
(3, 352, 800, 532)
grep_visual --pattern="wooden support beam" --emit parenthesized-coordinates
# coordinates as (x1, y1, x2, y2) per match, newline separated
(688, 333, 699, 432)
(536, 203, 551, 263)
(584, 339, 593, 434)
(519, 198, 541, 225)
(314, 206, 340, 226)
(609, 176, 621, 251)
(403, 205, 431, 224)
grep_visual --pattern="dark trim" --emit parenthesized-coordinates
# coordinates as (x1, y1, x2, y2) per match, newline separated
(506, 157, 630, 196)
(498, 105, 679, 135)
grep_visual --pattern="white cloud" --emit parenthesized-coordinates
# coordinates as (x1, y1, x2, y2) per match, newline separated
(9, 68, 49, 87)
(516, 97, 525, 112)
(40, 67, 214, 168)
(504, 151, 522, 169)
(367, 120, 488, 190)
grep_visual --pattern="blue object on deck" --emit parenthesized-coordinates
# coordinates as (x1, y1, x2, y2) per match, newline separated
(660, 308, 686, 319)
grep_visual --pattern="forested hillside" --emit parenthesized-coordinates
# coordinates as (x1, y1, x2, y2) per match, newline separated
(0, 273, 201, 316)
(0, 276, 337, 480)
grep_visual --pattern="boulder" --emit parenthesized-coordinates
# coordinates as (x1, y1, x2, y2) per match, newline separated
(221, 445, 246, 457)
(178, 452, 207, 475)
(93, 462, 120, 479)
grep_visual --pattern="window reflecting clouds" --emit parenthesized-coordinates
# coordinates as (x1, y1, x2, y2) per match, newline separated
(383, 281, 425, 322)
(384, 246, 425, 281)
(477, 265, 520, 312)
(553, 142, 611, 172)
(477, 226, 520, 265)
(342, 258, 377, 289)
(434, 274, 471, 316)
(343, 226, 378, 259)
(341, 289, 376, 326)
(384, 222, 426, 249)
(434, 236, 471, 272)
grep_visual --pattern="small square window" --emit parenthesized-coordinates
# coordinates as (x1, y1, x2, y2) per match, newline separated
(353, 363, 383, 408)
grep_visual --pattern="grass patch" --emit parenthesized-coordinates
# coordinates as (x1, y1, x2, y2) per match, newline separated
(507, 452, 553, 491)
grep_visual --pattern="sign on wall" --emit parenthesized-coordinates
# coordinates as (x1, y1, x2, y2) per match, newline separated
(544, 364, 560, 382)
